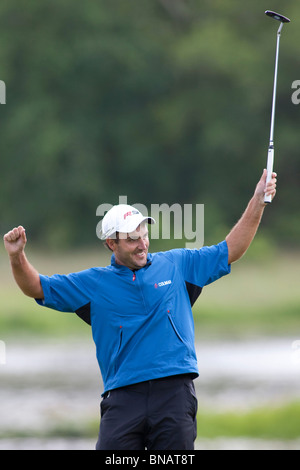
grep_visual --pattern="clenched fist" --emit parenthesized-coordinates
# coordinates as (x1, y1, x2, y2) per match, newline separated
(3, 226, 27, 258)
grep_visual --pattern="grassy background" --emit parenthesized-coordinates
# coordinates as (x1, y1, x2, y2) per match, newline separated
(2, 401, 300, 442)
(196, 401, 300, 440)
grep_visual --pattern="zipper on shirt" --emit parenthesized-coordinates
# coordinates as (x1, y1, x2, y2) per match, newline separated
(113, 327, 123, 375)
(117, 328, 123, 354)
(168, 310, 185, 344)
(132, 269, 148, 314)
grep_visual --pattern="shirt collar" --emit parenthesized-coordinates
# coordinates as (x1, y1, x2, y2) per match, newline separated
(110, 253, 152, 269)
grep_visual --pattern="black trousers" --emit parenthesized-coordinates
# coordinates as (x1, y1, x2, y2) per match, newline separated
(96, 374, 198, 450)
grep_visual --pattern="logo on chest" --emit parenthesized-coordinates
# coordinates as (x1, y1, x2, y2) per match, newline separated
(154, 280, 172, 289)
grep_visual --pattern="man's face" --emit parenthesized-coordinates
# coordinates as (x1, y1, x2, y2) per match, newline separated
(109, 223, 150, 270)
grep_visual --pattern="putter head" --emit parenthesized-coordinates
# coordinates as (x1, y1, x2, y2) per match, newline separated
(265, 10, 291, 23)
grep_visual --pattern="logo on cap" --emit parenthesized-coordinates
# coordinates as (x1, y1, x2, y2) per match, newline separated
(124, 210, 140, 220)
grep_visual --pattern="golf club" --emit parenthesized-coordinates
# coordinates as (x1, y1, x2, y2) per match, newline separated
(264, 10, 290, 203)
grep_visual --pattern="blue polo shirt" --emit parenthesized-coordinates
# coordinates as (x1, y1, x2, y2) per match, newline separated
(36, 240, 230, 394)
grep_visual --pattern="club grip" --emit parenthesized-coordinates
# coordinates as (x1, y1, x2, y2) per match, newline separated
(264, 146, 274, 204)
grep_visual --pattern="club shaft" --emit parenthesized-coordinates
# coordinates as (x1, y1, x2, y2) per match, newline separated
(269, 23, 283, 144)
(264, 23, 283, 204)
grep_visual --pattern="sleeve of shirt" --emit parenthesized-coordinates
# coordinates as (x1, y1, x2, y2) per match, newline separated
(35, 270, 92, 313)
(167, 240, 231, 287)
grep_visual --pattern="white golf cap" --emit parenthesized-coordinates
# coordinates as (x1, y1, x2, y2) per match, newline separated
(100, 204, 155, 240)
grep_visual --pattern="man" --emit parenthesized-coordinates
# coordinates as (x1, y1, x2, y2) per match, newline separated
(3, 169, 276, 450)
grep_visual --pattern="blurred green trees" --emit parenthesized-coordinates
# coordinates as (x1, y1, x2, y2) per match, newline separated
(0, 0, 299, 248)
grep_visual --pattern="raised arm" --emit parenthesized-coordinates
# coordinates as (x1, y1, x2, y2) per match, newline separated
(226, 169, 277, 264)
(3, 226, 44, 299)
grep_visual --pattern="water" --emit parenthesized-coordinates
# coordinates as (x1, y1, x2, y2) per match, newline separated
(196, 337, 300, 410)
(0, 338, 100, 434)
(1, 336, 300, 450)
